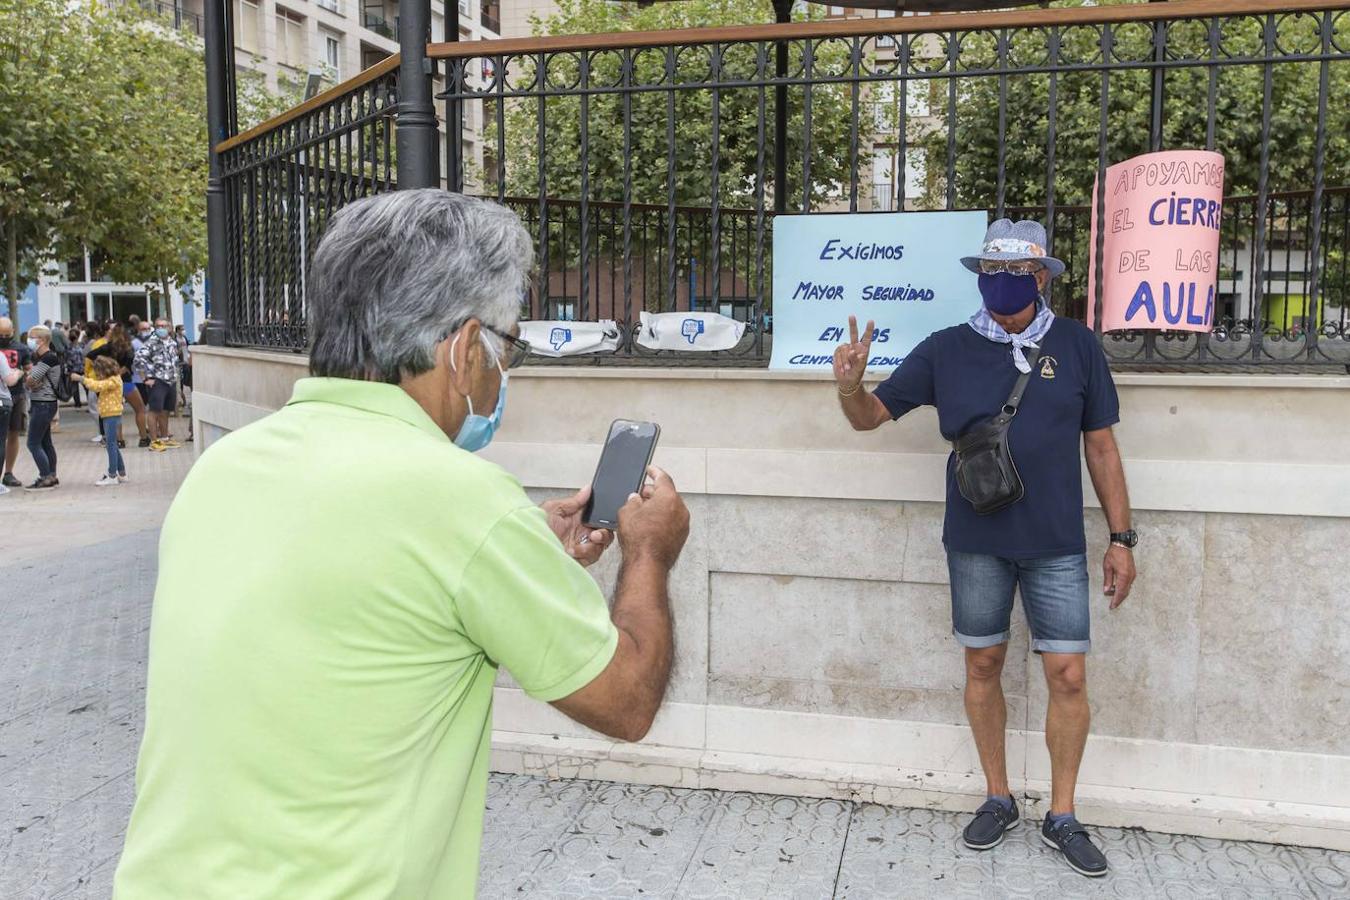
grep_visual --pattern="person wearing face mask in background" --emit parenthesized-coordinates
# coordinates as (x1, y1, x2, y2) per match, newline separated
(831, 219, 1136, 879)
(129, 315, 151, 411)
(0, 349, 23, 495)
(22, 325, 62, 490)
(114, 191, 691, 900)
(132, 318, 181, 451)
(0, 317, 33, 488)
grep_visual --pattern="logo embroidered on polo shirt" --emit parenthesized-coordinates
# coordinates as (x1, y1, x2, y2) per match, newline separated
(1039, 355, 1058, 379)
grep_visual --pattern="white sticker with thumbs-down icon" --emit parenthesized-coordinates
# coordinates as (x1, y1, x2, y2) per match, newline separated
(636, 311, 746, 352)
(517, 320, 622, 358)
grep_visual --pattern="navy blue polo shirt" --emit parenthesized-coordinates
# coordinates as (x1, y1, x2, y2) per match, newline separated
(873, 316, 1119, 559)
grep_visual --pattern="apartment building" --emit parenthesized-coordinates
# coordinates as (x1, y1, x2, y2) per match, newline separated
(230, 0, 500, 93)
(496, 0, 555, 38)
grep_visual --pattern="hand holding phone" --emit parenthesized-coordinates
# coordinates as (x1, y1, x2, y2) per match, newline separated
(541, 485, 612, 567)
(616, 466, 690, 570)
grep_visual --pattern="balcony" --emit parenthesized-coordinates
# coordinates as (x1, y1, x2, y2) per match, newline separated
(362, 4, 396, 39)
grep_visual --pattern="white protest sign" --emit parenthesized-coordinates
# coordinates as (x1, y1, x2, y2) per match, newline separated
(769, 211, 989, 371)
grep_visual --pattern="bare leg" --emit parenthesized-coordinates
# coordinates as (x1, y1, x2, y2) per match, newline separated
(127, 388, 149, 440)
(4, 430, 18, 475)
(964, 644, 1011, 799)
(1042, 653, 1089, 815)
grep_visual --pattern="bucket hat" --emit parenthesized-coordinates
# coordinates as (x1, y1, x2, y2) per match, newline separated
(959, 218, 1065, 279)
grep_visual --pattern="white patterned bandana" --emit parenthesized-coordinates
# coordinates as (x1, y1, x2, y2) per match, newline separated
(968, 300, 1056, 373)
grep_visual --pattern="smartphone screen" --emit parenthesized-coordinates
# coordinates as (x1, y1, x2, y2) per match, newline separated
(583, 420, 660, 530)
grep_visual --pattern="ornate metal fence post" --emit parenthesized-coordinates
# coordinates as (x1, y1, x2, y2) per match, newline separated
(398, 0, 439, 188)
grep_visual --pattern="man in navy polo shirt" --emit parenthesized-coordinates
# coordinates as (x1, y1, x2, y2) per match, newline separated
(833, 219, 1137, 878)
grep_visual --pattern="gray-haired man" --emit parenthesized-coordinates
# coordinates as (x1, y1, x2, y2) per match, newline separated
(115, 191, 690, 898)
(833, 219, 1137, 878)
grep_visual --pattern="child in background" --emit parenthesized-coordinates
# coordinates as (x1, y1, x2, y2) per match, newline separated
(72, 355, 128, 486)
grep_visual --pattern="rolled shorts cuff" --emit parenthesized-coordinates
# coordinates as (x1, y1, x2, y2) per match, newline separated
(1032, 638, 1090, 654)
(953, 628, 1011, 649)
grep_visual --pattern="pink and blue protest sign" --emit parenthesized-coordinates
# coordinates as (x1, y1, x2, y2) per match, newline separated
(1088, 149, 1225, 333)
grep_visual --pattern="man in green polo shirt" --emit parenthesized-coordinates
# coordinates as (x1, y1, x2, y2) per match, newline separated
(113, 190, 690, 899)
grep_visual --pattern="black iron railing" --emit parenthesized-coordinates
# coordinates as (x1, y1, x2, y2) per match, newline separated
(432, 0, 1350, 367)
(363, 9, 396, 39)
(216, 60, 399, 350)
(212, 0, 1350, 367)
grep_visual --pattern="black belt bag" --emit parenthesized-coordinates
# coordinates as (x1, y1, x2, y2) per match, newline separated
(951, 347, 1039, 516)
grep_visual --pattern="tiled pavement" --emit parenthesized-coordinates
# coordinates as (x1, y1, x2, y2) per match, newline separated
(3, 417, 1348, 898)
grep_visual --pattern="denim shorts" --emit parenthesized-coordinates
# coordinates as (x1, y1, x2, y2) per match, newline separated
(946, 551, 1091, 654)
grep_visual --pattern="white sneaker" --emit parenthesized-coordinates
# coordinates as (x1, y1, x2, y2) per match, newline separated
(94, 474, 118, 487)
(90, 434, 105, 443)
(117, 475, 129, 484)
(0, 485, 8, 496)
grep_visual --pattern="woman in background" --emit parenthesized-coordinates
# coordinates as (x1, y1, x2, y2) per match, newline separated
(22, 325, 61, 490)
(87, 324, 148, 448)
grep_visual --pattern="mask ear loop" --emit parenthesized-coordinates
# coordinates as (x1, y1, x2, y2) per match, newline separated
(446, 329, 504, 417)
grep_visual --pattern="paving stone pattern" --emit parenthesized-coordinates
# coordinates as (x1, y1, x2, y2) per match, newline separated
(2, 423, 1348, 898)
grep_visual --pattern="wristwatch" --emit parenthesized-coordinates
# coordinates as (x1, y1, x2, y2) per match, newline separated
(1109, 529, 1138, 549)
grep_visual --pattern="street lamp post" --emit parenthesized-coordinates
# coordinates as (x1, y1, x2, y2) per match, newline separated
(201, 0, 234, 346)
(397, 0, 440, 188)
(773, 0, 791, 215)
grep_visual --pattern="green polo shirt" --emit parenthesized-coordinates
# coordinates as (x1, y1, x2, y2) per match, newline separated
(114, 378, 618, 900)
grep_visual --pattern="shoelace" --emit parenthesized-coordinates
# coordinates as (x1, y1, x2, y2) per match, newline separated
(1052, 820, 1090, 845)
(976, 802, 1014, 823)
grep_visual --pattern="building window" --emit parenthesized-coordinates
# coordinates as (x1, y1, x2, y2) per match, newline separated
(361, 43, 390, 69)
(321, 30, 341, 78)
(275, 8, 307, 70)
(235, 0, 259, 51)
(317, 0, 340, 12)
(60, 293, 87, 323)
(64, 254, 87, 282)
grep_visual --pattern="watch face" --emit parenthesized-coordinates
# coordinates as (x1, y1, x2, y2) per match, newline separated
(1113, 530, 1138, 547)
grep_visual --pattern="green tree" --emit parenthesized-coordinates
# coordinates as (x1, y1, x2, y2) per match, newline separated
(0, 0, 117, 317)
(0, 0, 291, 319)
(494, 0, 882, 311)
(917, 5, 1348, 209)
(502, 0, 869, 210)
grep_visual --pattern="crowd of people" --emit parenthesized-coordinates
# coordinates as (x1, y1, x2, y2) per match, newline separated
(0, 314, 193, 493)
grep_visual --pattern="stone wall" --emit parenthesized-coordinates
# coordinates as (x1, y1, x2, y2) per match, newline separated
(192, 346, 1350, 850)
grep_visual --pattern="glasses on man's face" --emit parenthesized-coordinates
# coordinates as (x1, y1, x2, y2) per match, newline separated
(979, 259, 1043, 277)
(483, 325, 532, 369)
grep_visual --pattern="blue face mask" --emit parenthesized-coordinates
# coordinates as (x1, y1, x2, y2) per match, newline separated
(155, 327, 169, 338)
(449, 332, 508, 453)
(977, 271, 1040, 316)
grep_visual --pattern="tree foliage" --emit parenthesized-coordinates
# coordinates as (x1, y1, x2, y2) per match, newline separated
(500, 0, 874, 210)
(0, 0, 289, 318)
(915, 1, 1349, 209)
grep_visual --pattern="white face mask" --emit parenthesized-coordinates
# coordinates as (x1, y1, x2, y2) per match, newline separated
(448, 331, 508, 453)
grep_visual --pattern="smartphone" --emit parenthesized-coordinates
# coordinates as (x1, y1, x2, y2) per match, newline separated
(583, 419, 661, 530)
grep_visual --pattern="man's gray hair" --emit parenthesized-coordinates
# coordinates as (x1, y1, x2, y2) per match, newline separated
(308, 190, 533, 382)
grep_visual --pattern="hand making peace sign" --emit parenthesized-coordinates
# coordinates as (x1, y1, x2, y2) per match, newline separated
(832, 315, 874, 392)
